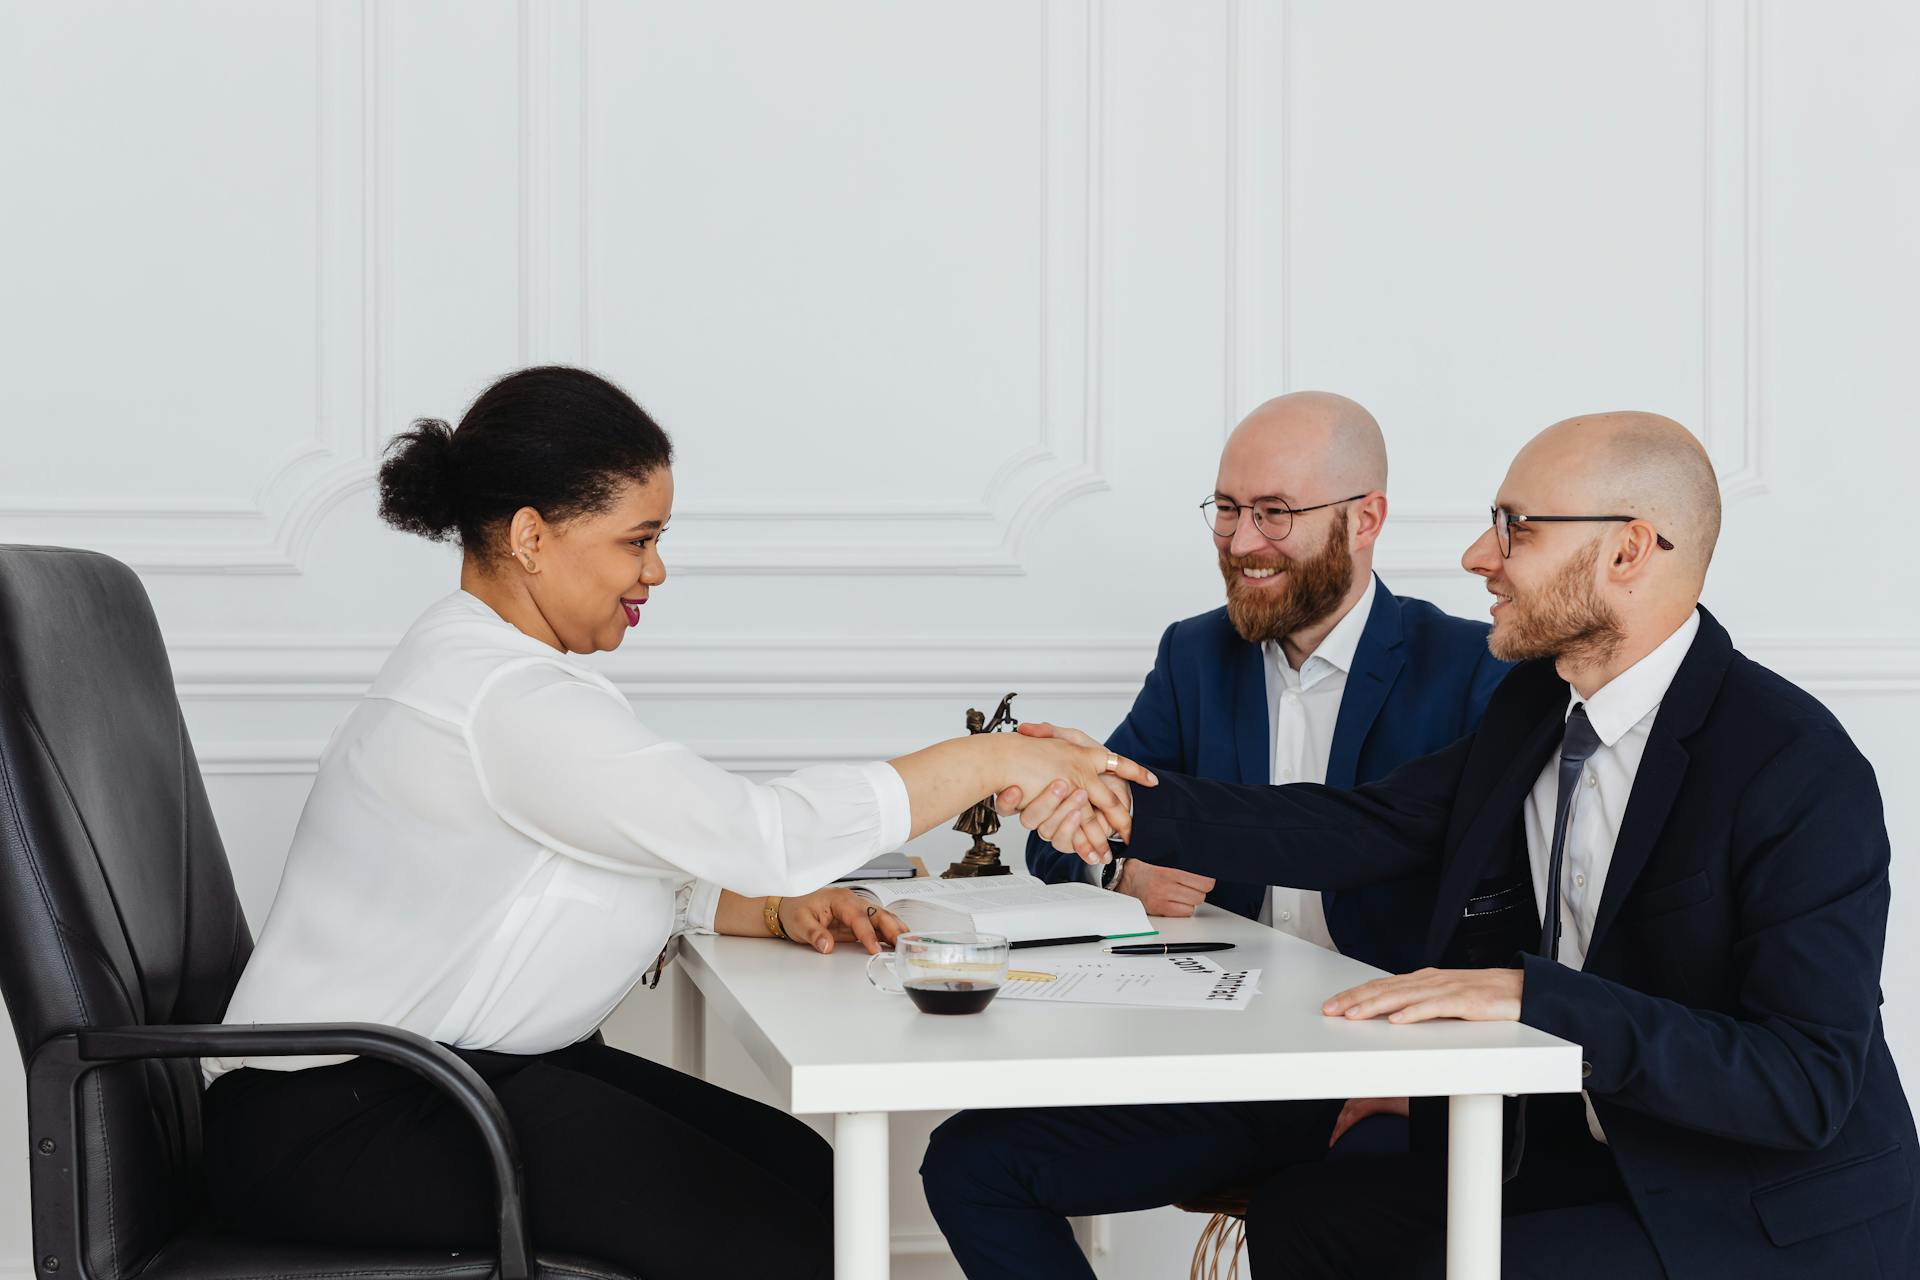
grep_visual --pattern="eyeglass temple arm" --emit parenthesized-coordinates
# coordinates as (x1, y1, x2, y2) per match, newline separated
(1501, 513, 1675, 550)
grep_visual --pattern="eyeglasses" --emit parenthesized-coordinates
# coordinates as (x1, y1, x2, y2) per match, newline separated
(1200, 493, 1366, 542)
(1490, 506, 1676, 559)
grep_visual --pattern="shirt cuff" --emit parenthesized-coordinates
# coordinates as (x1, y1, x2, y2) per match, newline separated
(676, 878, 723, 937)
(864, 760, 914, 856)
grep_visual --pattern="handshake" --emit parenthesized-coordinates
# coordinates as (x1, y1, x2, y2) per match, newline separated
(988, 722, 1148, 863)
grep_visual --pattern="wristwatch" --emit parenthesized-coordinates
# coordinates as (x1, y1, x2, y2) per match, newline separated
(1100, 857, 1127, 890)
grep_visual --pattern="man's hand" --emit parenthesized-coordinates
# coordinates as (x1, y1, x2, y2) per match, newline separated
(777, 888, 908, 955)
(1113, 859, 1215, 917)
(1328, 1096, 1411, 1147)
(1321, 967, 1523, 1024)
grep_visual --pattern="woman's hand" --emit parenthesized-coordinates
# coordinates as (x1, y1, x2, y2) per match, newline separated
(993, 729, 1154, 862)
(776, 887, 907, 955)
(992, 723, 1149, 863)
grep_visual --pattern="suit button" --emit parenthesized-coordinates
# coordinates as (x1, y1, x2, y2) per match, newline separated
(1581, 1060, 1593, 1079)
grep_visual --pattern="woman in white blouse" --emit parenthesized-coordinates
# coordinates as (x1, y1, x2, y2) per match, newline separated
(200, 366, 1147, 1278)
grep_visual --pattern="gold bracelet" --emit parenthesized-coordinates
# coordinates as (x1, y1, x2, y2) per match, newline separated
(764, 896, 790, 940)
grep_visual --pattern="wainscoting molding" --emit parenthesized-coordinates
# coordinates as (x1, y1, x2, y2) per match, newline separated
(169, 632, 1160, 701)
(0, 1, 392, 575)
(520, 0, 1112, 575)
(176, 631, 1919, 780)
(1223, 0, 1768, 512)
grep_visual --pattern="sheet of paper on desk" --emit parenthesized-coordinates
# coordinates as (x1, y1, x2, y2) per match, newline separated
(998, 955, 1262, 1011)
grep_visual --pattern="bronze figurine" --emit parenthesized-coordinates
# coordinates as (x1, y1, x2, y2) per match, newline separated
(942, 692, 1019, 879)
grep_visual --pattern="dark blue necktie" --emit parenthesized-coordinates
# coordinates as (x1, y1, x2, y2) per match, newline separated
(1540, 704, 1603, 961)
(1506, 704, 1606, 1182)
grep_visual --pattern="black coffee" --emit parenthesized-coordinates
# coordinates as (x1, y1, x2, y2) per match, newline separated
(905, 979, 999, 1014)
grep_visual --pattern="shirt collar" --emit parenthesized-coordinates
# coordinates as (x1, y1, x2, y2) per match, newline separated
(1265, 577, 1376, 689)
(1566, 609, 1701, 746)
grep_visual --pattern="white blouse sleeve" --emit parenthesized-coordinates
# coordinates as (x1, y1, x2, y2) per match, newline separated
(675, 879, 723, 936)
(468, 661, 911, 897)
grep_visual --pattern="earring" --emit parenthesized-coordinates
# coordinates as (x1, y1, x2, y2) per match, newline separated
(518, 552, 536, 573)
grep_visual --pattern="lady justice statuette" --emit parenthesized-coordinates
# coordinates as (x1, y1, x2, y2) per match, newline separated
(941, 693, 1019, 879)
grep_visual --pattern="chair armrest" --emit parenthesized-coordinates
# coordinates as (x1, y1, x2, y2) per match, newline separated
(28, 1023, 533, 1280)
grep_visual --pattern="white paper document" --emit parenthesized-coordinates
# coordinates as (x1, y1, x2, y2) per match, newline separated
(999, 954, 1262, 1011)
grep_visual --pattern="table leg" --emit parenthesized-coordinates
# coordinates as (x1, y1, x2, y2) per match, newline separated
(671, 963, 705, 1079)
(834, 1111, 890, 1280)
(1446, 1094, 1502, 1279)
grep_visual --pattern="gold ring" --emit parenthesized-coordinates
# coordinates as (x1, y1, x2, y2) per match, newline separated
(1105, 755, 1119, 774)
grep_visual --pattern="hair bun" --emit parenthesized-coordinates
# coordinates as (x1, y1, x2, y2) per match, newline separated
(377, 418, 462, 542)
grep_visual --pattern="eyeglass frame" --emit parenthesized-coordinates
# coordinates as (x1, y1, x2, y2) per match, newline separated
(1490, 505, 1675, 559)
(1199, 492, 1369, 543)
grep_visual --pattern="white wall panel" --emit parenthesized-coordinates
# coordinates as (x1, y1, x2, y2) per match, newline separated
(2, 3, 1917, 1277)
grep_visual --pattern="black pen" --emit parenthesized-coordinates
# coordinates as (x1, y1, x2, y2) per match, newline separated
(1011, 931, 1159, 950)
(1106, 942, 1236, 956)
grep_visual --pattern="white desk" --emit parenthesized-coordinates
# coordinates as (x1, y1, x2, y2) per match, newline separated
(677, 905, 1581, 1279)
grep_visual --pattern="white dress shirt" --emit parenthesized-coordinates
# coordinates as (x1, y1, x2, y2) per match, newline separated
(1523, 609, 1700, 1140)
(1256, 584, 1375, 949)
(208, 590, 910, 1081)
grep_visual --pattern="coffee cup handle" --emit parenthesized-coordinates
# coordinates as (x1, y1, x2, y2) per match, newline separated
(865, 951, 904, 994)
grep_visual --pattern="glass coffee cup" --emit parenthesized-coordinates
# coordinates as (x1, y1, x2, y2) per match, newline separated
(865, 932, 1011, 1014)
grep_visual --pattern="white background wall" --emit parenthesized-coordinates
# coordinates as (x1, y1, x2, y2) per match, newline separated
(3, 2, 1917, 1276)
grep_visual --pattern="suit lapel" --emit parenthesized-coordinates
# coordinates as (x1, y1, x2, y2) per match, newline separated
(1586, 607, 1730, 956)
(1424, 704, 1563, 961)
(1326, 577, 1403, 790)
(1585, 735, 1688, 955)
(1230, 637, 1269, 786)
(1205, 637, 1275, 920)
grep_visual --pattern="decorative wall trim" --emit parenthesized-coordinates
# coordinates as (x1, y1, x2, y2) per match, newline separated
(0, 1, 389, 574)
(169, 633, 1162, 702)
(176, 631, 1919, 783)
(1223, 0, 1283, 431)
(196, 738, 953, 778)
(521, 0, 1110, 574)
(1225, 0, 1769, 516)
(1703, 0, 1767, 500)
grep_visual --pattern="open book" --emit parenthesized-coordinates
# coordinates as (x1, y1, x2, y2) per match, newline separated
(844, 872, 1155, 945)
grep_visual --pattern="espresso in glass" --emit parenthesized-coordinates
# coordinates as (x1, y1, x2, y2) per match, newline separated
(867, 932, 1010, 1015)
(904, 978, 1000, 1014)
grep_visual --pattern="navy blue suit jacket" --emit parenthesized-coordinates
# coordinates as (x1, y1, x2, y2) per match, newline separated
(1028, 576, 1510, 973)
(1124, 607, 1918, 1276)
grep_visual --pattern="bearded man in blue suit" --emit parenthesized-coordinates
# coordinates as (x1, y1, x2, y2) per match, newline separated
(921, 392, 1509, 1279)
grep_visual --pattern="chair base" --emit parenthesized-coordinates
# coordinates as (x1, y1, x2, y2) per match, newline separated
(1175, 1186, 1253, 1280)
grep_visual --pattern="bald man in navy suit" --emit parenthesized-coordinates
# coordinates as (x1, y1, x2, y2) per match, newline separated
(1016, 412, 1917, 1278)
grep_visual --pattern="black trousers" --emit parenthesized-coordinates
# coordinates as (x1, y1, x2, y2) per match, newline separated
(1245, 1092, 1666, 1279)
(202, 1040, 833, 1279)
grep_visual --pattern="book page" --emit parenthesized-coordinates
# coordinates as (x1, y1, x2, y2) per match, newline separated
(892, 880, 1101, 915)
(848, 874, 1150, 941)
(846, 873, 1090, 908)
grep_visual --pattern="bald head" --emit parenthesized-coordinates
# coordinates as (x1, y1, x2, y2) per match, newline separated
(1513, 411, 1721, 583)
(1222, 391, 1388, 499)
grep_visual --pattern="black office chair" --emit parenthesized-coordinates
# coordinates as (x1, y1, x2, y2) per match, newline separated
(0, 545, 635, 1280)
